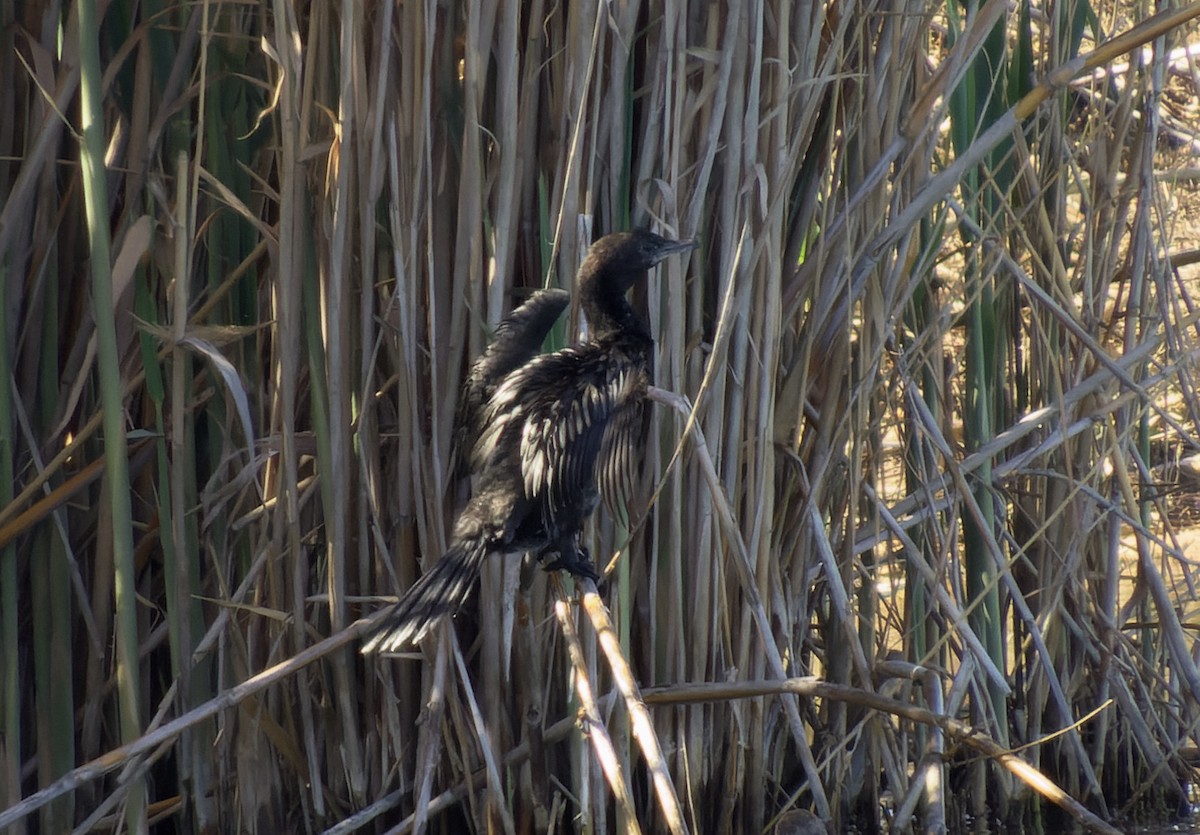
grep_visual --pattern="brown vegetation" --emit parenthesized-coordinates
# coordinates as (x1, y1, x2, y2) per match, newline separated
(2, 0, 1200, 832)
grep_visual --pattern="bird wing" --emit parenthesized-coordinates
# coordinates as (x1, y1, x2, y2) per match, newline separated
(476, 346, 643, 527)
(595, 370, 647, 517)
(451, 289, 570, 479)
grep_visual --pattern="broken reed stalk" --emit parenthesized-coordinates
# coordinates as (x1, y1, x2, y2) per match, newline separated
(551, 592, 643, 835)
(646, 384, 832, 818)
(448, 630, 517, 835)
(0, 594, 1116, 834)
(567, 575, 690, 835)
(0, 622, 366, 829)
(642, 679, 1123, 835)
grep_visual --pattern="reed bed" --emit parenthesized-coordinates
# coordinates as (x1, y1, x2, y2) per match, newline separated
(2, 0, 1200, 832)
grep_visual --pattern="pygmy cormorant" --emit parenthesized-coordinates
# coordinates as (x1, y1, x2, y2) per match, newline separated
(362, 230, 696, 653)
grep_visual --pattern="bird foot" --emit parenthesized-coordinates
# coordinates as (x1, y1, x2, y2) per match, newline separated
(541, 548, 599, 583)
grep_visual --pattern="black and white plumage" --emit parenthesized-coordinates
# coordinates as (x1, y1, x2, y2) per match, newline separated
(362, 230, 696, 654)
(450, 288, 570, 481)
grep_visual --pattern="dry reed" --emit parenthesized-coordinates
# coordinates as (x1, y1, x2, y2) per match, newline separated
(1, 0, 1200, 832)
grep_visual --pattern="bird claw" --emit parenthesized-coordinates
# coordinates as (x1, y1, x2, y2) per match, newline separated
(540, 548, 599, 583)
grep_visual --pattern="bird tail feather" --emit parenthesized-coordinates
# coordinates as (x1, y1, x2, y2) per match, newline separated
(361, 538, 490, 654)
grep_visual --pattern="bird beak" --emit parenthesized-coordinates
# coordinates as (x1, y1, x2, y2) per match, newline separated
(653, 238, 699, 264)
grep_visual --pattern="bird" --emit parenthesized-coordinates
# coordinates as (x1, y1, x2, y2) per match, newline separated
(362, 230, 697, 653)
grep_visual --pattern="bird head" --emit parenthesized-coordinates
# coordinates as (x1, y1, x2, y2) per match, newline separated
(576, 229, 697, 341)
(581, 230, 697, 295)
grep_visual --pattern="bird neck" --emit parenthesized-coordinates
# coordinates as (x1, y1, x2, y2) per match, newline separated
(580, 266, 650, 343)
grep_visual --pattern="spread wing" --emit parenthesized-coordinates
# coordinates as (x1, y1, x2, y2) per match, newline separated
(451, 289, 570, 479)
(475, 345, 648, 526)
